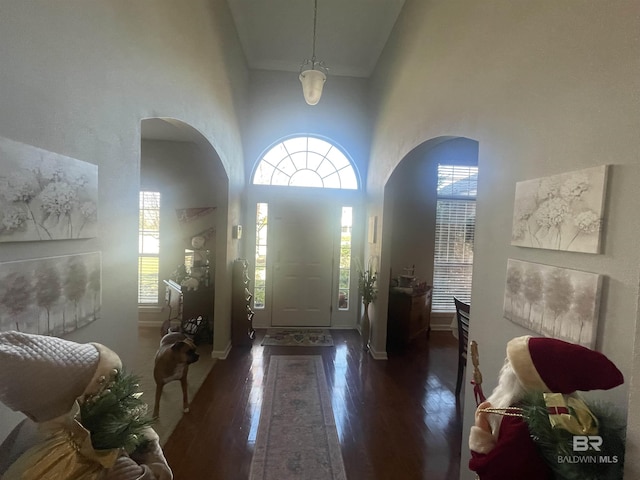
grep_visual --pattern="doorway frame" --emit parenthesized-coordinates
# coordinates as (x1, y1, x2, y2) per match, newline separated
(246, 185, 363, 329)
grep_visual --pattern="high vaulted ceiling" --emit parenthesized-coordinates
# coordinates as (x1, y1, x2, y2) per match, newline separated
(142, 1, 405, 142)
(226, 0, 406, 78)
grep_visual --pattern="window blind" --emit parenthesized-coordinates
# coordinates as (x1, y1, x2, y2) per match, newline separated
(138, 191, 161, 304)
(433, 165, 477, 312)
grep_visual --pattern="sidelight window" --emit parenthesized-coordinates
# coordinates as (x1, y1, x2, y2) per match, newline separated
(338, 207, 353, 310)
(254, 202, 268, 309)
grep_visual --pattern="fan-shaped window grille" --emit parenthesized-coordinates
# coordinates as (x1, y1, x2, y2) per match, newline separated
(253, 137, 358, 189)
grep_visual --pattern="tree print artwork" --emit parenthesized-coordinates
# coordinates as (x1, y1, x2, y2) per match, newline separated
(511, 165, 608, 253)
(0, 252, 101, 335)
(0, 136, 98, 242)
(503, 259, 601, 348)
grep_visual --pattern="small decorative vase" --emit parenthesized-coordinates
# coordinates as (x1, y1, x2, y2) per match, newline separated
(361, 302, 371, 352)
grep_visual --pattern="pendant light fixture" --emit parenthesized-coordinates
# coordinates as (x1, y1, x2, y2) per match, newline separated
(299, 0, 328, 105)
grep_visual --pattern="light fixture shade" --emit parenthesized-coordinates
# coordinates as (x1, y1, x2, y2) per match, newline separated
(299, 69, 326, 105)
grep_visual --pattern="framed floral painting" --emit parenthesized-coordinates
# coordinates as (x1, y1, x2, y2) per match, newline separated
(0, 136, 98, 242)
(510, 165, 608, 254)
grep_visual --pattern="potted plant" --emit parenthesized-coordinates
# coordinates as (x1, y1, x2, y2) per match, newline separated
(356, 258, 377, 351)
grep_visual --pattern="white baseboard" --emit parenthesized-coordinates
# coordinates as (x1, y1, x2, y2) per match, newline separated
(212, 341, 231, 360)
(368, 345, 388, 360)
(138, 320, 162, 328)
(430, 324, 454, 332)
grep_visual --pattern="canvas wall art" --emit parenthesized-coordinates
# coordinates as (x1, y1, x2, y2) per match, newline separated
(175, 207, 216, 250)
(0, 252, 101, 336)
(511, 165, 608, 253)
(0, 136, 98, 242)
(503, 259, 602, 348)
(176, 207, 216, 224)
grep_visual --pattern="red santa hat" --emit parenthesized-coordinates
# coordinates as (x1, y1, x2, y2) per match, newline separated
(0, 331, 122, 422)
(506, 335, 623, 394)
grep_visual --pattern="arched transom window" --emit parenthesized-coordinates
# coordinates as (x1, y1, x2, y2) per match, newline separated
(253, 136, 358, 189)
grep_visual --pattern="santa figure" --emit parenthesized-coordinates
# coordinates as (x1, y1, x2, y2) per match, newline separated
(469, 335, 624, 479)
(0, 331, 172, 479)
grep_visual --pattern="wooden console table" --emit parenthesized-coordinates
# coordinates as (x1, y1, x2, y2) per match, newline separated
(386, 286, 433, 351)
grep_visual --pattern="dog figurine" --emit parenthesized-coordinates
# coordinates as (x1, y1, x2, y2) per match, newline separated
(153, 332, 200, 418)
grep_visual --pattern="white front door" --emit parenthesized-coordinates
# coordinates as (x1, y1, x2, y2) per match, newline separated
(270, 199, 337, 327)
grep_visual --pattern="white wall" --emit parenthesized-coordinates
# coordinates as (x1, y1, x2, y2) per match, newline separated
(367, 1, 640, 478)
(244, 69, 371, 185)
(0, 0, 248, 439)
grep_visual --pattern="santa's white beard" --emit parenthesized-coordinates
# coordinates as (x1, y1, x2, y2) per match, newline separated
(485, 359, 528, 434)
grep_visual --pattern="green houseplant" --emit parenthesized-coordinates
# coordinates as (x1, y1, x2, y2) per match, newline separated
(357, 260, 377, 305)
(356, 258, 377, 351)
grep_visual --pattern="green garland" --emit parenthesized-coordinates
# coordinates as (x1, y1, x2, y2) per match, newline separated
(79, 370, 154, 455)
(520, 391, 626, 480)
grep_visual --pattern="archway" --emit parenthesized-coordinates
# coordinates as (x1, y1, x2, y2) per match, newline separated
(380, 136, 479, 351)
(247, 134, 363, 329)
(139, 117, 230, 355)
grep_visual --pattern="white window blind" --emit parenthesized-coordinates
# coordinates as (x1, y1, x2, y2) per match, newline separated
(433, 165, 477, 312)
(138, 191, 161, 304)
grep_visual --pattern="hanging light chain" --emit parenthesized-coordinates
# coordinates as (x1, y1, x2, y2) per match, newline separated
(299, 0, 327, 77)
(311, 0, 318, 67)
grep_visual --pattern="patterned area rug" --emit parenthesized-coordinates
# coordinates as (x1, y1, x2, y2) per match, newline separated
(261, 329, 334, 347)
(250, 355, 346, 480)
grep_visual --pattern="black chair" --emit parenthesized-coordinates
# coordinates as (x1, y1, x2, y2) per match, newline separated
(454, 297, 471, 397)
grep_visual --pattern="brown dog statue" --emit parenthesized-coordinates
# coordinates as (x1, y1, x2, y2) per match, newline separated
(153, 332, 200, 418)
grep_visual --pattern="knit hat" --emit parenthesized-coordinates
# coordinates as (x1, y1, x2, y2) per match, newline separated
(506, 335, 623, 394)
(0, 331, 122, 422)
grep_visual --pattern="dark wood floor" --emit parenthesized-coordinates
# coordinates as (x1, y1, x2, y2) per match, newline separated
(163, 329, 464, 480)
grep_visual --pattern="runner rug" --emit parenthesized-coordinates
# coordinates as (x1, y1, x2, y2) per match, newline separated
(260, 329, 334, 347)
(249, 355, 347, 480)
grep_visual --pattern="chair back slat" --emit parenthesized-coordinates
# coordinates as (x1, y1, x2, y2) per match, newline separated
(454, 297, 471, 348)
(459, 311, 469, 356)
(453, 297, 471, 391)
(459, 309, 470, 341)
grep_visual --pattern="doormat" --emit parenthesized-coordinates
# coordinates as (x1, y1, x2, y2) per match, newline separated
(249, 355, 347, 480)
(261, 329, 334, 347)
